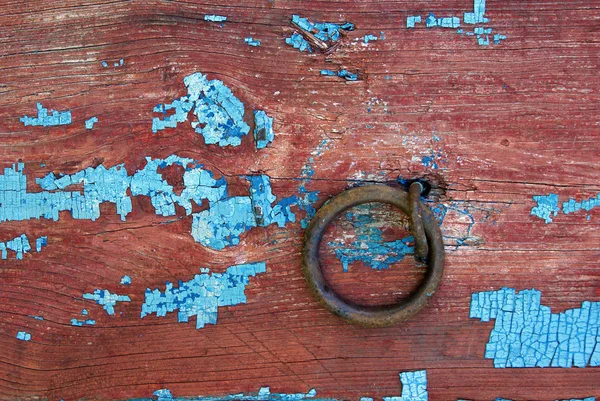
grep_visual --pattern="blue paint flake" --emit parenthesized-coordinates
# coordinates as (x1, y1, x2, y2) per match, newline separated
(320, 69, 357, 81)
(85, 116, 98, 129)
(329, 205, 414, 272)
(382, 370, 428, 401)
(286, 14, 354, 53)
(244, 37, 261, 47)
(464, 0, 489, 24)
(16, 331, 31, 341)
(285, 32, 313, 53)
(28, 315, 44, 321)
(191, 175, 296, 250)
(531, 193, 560, 223)
(297, 139, 331, 229)
(363, 34, 378, 44)
(204, 15, 227, 22)
(83, 289, 131, 315)
(71, 318, 95, 326)
(470, 287, 600, 368)
(140, 262, 266, 329)
(20, 103, 72, 127)
(426, 13, 461, 29)
(121, 275, 132, 285)
(152, 72, 251, 147)
(101, 61, 108, 68)
(81, 309, 88, 315)
(531, 193, 599, 223)
(35, 236, 47, 252)
(253, 110, 274, 149)
(1, 234, 31, 260)
(406, 15, 422, 28)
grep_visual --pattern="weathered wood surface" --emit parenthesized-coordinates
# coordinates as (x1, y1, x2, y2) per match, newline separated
(1, 0, 599, 400)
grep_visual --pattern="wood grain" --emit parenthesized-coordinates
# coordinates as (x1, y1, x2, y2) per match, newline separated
(0, 0, 599, 400)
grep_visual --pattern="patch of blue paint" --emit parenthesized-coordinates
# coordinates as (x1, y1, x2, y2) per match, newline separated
(71, 318, 95, 326)
(493, 34, 507, 44)
(379, 31, 386, 40)
(121, 275, 131, 285)
(16, 331, 31, 341)
(464, 0, 489, 24)
(35, 236, 47, 252)
(28, 315, 44, 320)
(478, 35, 490, 46)
(563, 193, 600, 215)
(383, 370, 428, 401)
(363, 34, 378, 44)
(82, 309, 88, 315)
(320, 69, 357, 81)
(1, 234, 31, 260)
(140, 262, 266, 329)
(406, 15, 422, 28)
(530, 193, 561, 223)
(296, 140, 331, 229)
(20, 103, 72, 127)
(470, 287, 600, 368)
(244, 37, 261, 47)
(285, 33, 313, 53)
(152, 72, 251, 147)
(85, 117, 98, 129)
(191, 175, 296, 250)
(426, 13, 461, 28)
(101, 61, 108, 68)
(329, 205, 415, 272)
(204, 15, 227, 22)
(83, 289, 131, 315)
(253, 110, 274, 149)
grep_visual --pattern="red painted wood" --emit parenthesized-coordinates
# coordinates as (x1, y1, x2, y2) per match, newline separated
(0, 1, 599, 400)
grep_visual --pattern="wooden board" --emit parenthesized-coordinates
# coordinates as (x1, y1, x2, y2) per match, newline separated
(0, 1, 599, 400)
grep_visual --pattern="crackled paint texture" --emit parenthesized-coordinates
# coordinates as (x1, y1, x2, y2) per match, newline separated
(0, 155, 306, 251)
(286, 14, 354, 53)
(470, 288, 600, 368)
(83, 289, 131, 315)
(408, 0, 506, 46)
(16, 331, 31, 341)
(140, 262, 265, 329)
(152, 72, 250, 147)
(531, 193, 599, 223)
(20, 102, 72, 127)
(297, 139, 332, 229)
(35, 236, 47, 252)
(253, 110, 274, 148)
(71, 318, 96, 326)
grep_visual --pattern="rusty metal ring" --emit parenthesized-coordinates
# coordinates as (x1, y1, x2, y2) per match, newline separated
(301, 183, 445, 327)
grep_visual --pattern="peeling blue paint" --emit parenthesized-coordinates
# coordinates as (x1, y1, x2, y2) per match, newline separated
(140, 262, 266, 329)
(83, 289, 131, 315)
(101, 61, 108, 68)
(363, 34, 378, 44)
(320, 69, 358, 81)
(85, 117, 98, 129)
(20, 103, 72, 127)
(531, 194, 560, 223)
(152, 72, 250, 147)
(285, 33, 313, 53)
(35, 236, 47, 252)
(464, 0, 489, 24)
(470, 287, 600, 368)
(297, 139, 331, 229)
(16, 331, 31, 341)
(531, 193, 599, 223)
(329, 204, 414, 272)
(81, 309, 88, 315)
(426, 13, 460, 29)
(406, 15, 422, 28)
(1, 234, 31, 260)
(383, 371, 428, 401)
(71, 318, 95, 326)
(204, 15, 227, 22)
(253, 110, 274, 149)
(286, 14, 354, 53)
(244, 37, 261, 47)
(121, 275, 132, 285)
(28, 315, 44, 321)
(191, 175, 296, 250)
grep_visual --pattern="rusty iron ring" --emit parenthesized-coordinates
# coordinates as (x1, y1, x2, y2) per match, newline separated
(301, 183, 445, 327)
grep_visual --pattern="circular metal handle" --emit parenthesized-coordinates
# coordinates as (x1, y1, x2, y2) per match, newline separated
(301, 183, 445, 327)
